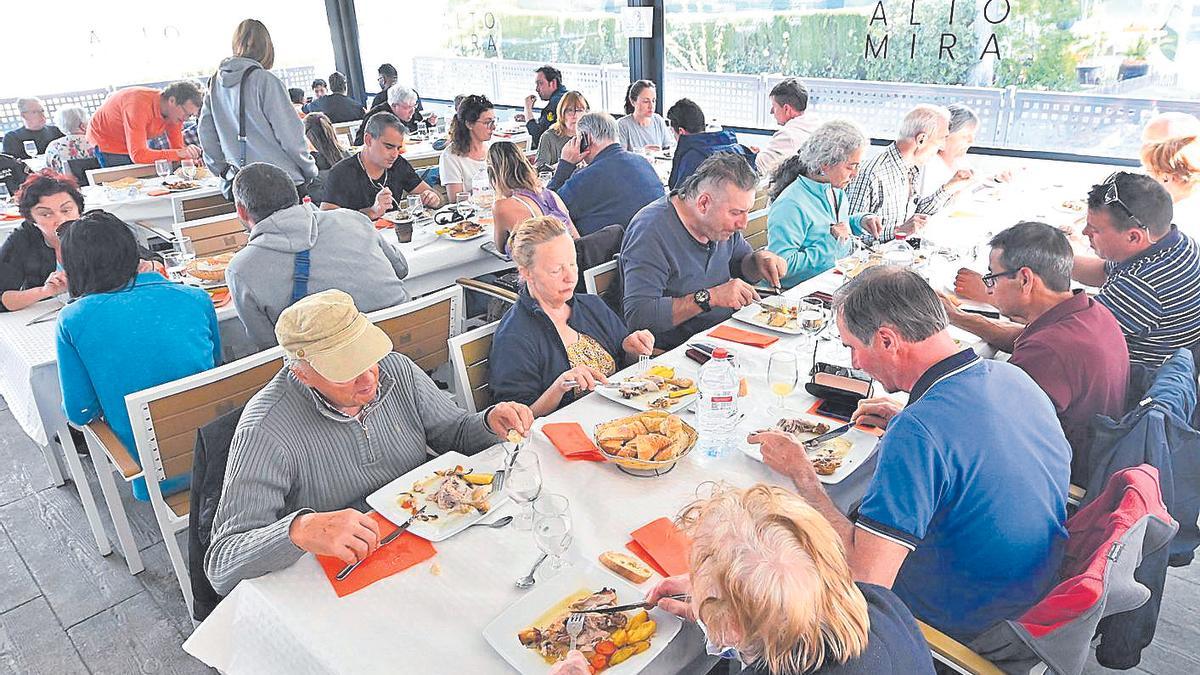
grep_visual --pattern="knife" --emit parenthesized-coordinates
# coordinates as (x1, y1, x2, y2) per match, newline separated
(25, 305, 62, 326)
(572, 594, 691, 615)
(335, 506, 427, 580)
(803, 422, 855, 448)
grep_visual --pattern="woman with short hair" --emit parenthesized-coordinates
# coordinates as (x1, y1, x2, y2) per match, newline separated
(617, 80, 672, 153)
(534, 91, 589, 168)
(43, 106, 95, 177)
(0, 171, 85, 311)
(56, 211, 220, 501)
(488, 141, 577, 255)
(440, 94, 496, 203)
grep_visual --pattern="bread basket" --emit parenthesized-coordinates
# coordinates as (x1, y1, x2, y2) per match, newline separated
(594, 411, 698, 477)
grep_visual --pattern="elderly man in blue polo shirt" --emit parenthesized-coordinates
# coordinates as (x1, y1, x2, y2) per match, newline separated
(749, 266, 1071, 643)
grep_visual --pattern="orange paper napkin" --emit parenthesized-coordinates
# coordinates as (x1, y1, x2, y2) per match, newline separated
(542, 422, 606, 461)
(630, 517, 692, 577)
(625, 540, 669, 578)
(707, 325, 779, 348)
(374, 218, 393, 230)
(316, 511, 436, 597)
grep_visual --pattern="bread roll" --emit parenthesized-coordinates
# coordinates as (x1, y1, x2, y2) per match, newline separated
(600, 551, 654, 584)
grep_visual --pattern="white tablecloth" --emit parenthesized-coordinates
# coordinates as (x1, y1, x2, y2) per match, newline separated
(82, 176, 224, 240)
(0, 300, 63, 446)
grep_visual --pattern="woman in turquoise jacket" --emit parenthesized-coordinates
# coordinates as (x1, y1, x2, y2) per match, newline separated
(766, 120, 879, 287)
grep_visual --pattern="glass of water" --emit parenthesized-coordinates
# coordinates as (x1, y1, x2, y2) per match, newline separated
(163, 251, 188, 281)
(23, 140, 37, 158)
(505, 450, 542, 531)
(176, 236, 196, 262)
(155, 159, 172, 181)
(533, 493, 572, 572)
(180, 159, 197, 181)
(797, 297, 829, 359)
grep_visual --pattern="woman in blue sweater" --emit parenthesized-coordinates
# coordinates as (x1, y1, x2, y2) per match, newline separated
(767, 120, 880, 287)
(489, 216, 655, 415)
(56, 211, 221, 500)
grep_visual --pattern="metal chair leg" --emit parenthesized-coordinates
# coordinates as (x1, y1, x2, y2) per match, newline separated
(53, 422, 111, 557)
(85, 436, 144, 574)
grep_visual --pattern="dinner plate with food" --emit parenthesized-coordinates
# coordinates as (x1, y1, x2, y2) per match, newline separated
(731, 298, 809, 335)
(365, 450, 508, 542)
(592, 365, 698, 414)
(164, 180, 202, 192)
(437, 220, 487, 241)
(483, 565, 682, 674)
(594, 411, 697, 475)
(740, 416, 879, 484)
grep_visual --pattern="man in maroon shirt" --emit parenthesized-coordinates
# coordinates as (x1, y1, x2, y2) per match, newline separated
(940, 222, 1129, 479)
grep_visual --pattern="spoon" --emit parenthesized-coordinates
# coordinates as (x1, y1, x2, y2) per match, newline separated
(516, 553, 549, 589)
(468, 515, 513, 530)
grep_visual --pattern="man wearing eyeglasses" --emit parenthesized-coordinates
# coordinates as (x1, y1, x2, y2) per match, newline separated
(1072, 172, 1200, 367)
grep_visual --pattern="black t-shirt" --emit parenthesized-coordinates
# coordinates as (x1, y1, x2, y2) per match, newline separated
(303, 94, 365, 124)
(743, 583, 935, 675)
(2, 126, 65, 160)
(0, 221, 56, 310)
(0, 153, 32, 194)
(321, 154, 422, 212)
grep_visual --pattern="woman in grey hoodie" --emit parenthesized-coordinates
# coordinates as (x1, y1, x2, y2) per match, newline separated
(198, 19, 317, 193)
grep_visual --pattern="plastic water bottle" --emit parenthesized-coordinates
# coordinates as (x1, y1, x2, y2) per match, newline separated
(883, 232, 915, 268)
(696, 347, 740, 461)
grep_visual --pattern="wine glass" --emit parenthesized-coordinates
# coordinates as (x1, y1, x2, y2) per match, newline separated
(454, 192, 471, 217)
(532, 493, 572, 572)
(797, 297, 828, 359)
(163, 251, 188, 281)
(505, 450, 542, 531)
(23, 140, 37, 158)
(175, 236, 196, 263)
(154, 159, 172, 182)
(767, 351, 799, 415)
(180, 159, 197, 181)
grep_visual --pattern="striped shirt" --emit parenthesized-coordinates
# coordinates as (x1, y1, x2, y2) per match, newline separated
(1097, 227, 1200, 367)
(845, 144, 950, 241)
(204, 352, 497, 595)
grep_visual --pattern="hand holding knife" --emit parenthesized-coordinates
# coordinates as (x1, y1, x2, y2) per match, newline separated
(336, 506, 427, 580)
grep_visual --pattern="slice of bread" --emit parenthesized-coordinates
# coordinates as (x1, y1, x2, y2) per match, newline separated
(600, 550, 654, 584)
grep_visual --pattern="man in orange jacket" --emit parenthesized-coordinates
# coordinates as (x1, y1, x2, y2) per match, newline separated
(86, 81, 204, 167)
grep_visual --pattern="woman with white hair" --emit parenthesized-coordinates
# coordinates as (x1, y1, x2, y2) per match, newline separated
(43, 106, 95, 177)
(766, 120, 880, 286)
(915, 102, 980, 203)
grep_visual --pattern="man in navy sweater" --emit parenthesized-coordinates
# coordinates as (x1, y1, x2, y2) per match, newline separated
(547, 112, 665, 236)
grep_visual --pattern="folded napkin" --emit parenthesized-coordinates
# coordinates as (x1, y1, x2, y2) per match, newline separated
(542, 422, 606, 461)
(316, 511, 437, 597)
(373, 219, 393, 230)
(625, 540, 668, 578)
(629, 517, 691, 577)
(708, 325, 779, 348)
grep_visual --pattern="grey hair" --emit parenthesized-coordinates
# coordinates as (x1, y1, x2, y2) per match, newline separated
(55, 106, 89, 134)
(947, 103, 980, 134)
(833, 266, 947, 345)
(988, 222, 1073, 292)
(576, 112, 618, 144)
(232, 162, 299, 223)
(897, 104, 951, 140)
(797, 119, 867, 173)
(16, 97, 43, 114)
(677, 152, 758, 199)
(387, 84, 418, 107)
(364, 111, 405, 140)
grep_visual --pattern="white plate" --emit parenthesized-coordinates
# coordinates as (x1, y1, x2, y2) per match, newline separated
(440, 228, 488, 242)
(593, 380, 698, 415)
(740, 420, 880, 484)
(731, 302, 807, 336)
(482, 565, 683, 675)
(365, 450, 509, 542)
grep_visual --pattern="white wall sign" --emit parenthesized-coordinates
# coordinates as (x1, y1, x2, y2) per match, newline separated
(620, 6, 654, 39)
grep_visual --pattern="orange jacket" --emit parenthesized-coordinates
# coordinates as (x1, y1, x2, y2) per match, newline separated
(86, 87, 184, 164)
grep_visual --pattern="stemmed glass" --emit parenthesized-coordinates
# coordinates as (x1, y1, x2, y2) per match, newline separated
(176, 236, 196, 263)
(797, 297, 829, 363)
(767, 351, 799, 415)
(506, 450, 542, 531)
(155, 159, 172, 183)
(454, 192, 472, 218)
(532, 493, 572, 573)
(180, 159, 197, 181)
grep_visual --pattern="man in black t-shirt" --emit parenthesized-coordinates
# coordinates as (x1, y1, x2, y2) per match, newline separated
(302, 72, 365, 123)
(319, 113, 442, 219)
(3, 98, 65, 160)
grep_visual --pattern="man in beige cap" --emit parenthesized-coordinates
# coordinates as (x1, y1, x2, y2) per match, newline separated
(205, 290, 533, 595)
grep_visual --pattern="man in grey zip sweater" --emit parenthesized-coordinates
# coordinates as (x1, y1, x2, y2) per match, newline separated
(206, 290, 533, 595)
(226, 162, 411, 351)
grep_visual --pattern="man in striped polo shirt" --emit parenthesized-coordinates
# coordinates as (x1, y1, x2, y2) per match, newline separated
(1073, 171, 1200, 367)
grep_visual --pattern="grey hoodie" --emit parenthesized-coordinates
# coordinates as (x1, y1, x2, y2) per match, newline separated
(226, 204, 410, 350)
(198, 56, 318, 184)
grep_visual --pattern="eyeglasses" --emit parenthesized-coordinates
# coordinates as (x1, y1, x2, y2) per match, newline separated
(475, 119, 497, 128)
(980, 269, 1020, 289)
(563, 108, 587, 115)
(1102, 172, 1147, 230)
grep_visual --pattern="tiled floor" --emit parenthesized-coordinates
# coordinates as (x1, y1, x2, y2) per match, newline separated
(0, 398, 1197, 674)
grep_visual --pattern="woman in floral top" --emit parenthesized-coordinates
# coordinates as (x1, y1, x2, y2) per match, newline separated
(44, 106, 95, 177)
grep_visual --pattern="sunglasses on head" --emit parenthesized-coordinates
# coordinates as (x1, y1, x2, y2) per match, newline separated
(1102, 172, 1147, 230)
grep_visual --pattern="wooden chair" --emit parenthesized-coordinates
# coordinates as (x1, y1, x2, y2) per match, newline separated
(173, 213, 247, 257)
(406, 153, 440, 171)
(456, 277, 519, 304)
(744, 208, 769, 251)
(81, 348, 285, 612)
(918, 622, 1004, 675)
(366, 286, 463, 373)
(752, 184, 770, 211)
(332, 120, 359, 148)
(172, 192, 235, 224)
(449, 321, 498, 413)
(65, 157, 101, 185)
(85, 163, 158, 186)
(583, 259, 618, 297)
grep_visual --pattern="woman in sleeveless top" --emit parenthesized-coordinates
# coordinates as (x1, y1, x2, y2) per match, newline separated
(487, 141, 578, 255)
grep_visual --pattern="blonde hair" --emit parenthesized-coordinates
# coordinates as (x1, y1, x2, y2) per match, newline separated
(487, 141, 540, 196)
(1141, 135, 1200, 186)
(509, 215, 569, 269)
(232, 19, 275, 70)
(551, 91, 590, 136)
(678, 484, 870, 674)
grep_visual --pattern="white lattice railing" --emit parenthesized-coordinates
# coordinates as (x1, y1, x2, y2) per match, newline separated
(410, 56, 1200, 160)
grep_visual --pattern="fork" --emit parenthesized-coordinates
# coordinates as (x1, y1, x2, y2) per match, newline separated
(566, 613, 585, 652)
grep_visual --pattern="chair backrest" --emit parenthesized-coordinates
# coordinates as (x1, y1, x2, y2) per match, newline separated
(449, 321, 498, 413)
(125, 348, 285, 487)
(85, 162, 158, 186)
(583, 259, 619, 297)
(332, 120, 358, 148)
(744, 208, 768, 251)
(753, 184, 770, 211)
(174, 213, 247, 256)
(172, 192, 235, 223)
(66, 157, 101, 185)
(366, 286, 463, 373)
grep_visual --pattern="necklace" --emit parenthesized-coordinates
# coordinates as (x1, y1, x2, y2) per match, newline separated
(358, 153, 389, 192)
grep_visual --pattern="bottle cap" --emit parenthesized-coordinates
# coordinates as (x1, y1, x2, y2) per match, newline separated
(712, 347, 729, 359)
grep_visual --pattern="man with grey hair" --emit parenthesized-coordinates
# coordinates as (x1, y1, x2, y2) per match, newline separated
(3, 97, 64, 159)
(845, 104, 961, 242)
(749, 265, 1070, 642)
(356, 83, 438, 144)
(941, 221, 1129, 461)
(323, 112, 440, 218)
(227, 162, 411, 350)
(621, 153, 786, 349)
(546, 111, 665, 235)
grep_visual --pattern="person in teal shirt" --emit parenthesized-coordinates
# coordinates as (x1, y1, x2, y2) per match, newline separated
(56, 211, 221, 501)
(766, 120, 880, 287)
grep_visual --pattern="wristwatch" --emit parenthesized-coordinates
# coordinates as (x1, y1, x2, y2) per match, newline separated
(693, 289, 712, 312)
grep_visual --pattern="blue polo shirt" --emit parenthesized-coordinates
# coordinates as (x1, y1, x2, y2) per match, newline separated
(856, 349, 1071, 642)
(549, 143, 666, 235)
